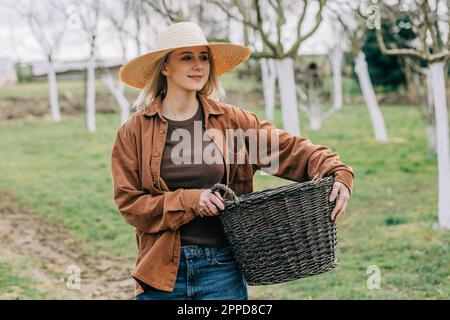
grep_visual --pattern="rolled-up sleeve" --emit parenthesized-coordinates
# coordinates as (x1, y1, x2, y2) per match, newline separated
(110, 127, 204, 233)
(237, 109, 355, 194)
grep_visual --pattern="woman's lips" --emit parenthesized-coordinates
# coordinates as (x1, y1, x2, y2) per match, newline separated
(188, 76, 203, 81)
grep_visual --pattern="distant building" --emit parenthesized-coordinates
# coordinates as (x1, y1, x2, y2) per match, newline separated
(29, 59, 124, 81)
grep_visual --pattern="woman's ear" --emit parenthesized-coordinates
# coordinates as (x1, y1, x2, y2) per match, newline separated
(161, 63, 169, 77)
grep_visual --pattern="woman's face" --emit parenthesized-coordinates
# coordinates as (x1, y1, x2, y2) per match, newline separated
(162, 45, 210, 94)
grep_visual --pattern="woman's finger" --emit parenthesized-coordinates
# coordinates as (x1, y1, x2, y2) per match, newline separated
(334, 201, 348, 223)
(211, 195, 225, 211)
(205, 197, 219, 215)
(214, 191, 224, 201)
(329, 182, 340, 202)
(331, 196, 345, 221)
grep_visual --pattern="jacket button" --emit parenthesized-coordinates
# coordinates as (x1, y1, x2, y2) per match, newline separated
(154, 152, 160, 157)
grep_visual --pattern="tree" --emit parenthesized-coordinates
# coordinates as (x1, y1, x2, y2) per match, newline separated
(362, 27, 406, 90)
(14, 0, 66, 123)
(210, 0, 326, 136)
(331, 1, 388, 142)
(326, 2, 346, 111)
(370, 0, 450, 229)
(69, 0, 101, 132)
(102, 0, 138, 125)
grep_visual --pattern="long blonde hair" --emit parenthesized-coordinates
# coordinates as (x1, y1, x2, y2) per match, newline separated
(131, 47, 225, 111)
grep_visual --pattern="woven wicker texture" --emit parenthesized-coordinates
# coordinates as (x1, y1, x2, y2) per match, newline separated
(210, 176, 337, 285)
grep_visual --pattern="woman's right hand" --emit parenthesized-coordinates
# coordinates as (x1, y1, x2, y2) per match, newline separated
(197, 189, 224, 217)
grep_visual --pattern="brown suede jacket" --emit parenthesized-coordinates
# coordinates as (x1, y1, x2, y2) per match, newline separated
(110, 92, 354, 296)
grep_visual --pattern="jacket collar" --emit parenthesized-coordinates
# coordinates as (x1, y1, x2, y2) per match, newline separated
(143, 92, 224, 119)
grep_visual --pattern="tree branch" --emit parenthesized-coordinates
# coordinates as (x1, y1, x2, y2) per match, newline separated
(287, 0, 325, 57)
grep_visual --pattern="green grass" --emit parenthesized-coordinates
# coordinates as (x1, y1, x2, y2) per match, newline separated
(0, 262, 42, 299)
(248, 104, 449, 299)
(0, 92, 449, 298)
(0, 79, 140, 100)
(0, 115, 131, 257)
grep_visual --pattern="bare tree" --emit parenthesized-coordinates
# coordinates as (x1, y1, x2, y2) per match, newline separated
(69, 0, 101, 132)
(326, 3, 345, 111)
(260, 57, 277, 120)
(101, 0, 135, 125)
(209, 0, 326, 136)
(143, 0, 231, 41)
(143, 0, 191, 24)
(368, 0, 450, 229)
(13, 0, 67, 123)
(331, 1, 388, 142)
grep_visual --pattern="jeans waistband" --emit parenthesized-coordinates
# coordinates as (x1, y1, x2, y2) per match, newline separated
(181, 244, 231, 259)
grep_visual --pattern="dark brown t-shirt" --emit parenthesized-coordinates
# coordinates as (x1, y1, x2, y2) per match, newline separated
(160, 100, 228, 248)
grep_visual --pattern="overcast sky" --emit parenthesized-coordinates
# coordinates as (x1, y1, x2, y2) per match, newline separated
(0, 1, 340, 64)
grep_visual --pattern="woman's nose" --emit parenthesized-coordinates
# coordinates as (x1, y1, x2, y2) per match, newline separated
(193, 58, 203, 70)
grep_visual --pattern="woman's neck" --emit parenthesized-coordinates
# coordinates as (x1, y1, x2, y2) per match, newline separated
(161, 89, 199, 120)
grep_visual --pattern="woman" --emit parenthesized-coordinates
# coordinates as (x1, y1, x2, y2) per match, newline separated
(111, 22, 354, 300)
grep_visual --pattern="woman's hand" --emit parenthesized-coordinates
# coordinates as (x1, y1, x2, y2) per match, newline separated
(329, 181, 351, 223)
(197, 189, 225, 217)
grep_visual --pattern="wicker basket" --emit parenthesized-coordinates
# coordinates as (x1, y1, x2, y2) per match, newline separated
(210, 175, 338, 285)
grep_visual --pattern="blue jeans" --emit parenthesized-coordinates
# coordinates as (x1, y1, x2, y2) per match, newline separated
(136, 245, 248, 300)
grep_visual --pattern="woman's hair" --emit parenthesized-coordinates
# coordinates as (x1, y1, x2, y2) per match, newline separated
(131, 47, 226, 111)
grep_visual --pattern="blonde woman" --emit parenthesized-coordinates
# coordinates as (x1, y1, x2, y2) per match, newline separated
(111, 22, 354, 300)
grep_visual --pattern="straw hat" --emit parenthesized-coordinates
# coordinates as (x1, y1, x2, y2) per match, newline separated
(118, 21, 252, 89)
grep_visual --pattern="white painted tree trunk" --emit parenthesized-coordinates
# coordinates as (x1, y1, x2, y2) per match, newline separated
(429, 62, 450, 229)
(309, 109, 322, 130)
(329, 46, 343, 110)
(102, 72, 130, 125)
(47, 61, 61, 122)
(274, 58, 300, 136)
(426, 125, 437, 154)
(86, 57, 96, 132)
(260, 58, 277, 121)
(303, 86, 324, 131)
(425, 68, 437, 154)
(354, 52, 388, 142)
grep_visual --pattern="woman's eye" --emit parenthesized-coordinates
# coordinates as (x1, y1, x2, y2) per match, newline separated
(181, 56, 208, 61)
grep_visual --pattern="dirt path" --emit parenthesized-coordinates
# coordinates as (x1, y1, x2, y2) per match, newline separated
(0, 189, 135, 300)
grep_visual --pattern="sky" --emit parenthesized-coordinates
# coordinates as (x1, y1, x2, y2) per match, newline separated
(0, 1, 341, 65)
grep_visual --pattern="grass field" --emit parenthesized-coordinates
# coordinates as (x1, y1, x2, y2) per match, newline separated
(0, 78, 449, 299)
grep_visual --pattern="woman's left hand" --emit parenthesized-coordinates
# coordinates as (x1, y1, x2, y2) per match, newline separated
(329, 181, 351, 223)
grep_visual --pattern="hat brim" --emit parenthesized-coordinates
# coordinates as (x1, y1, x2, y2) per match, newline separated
(118, 43, 252, 89)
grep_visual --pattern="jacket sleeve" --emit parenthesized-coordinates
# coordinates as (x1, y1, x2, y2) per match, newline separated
(110, 126, 205, 233)
(239, 109, 355, 194)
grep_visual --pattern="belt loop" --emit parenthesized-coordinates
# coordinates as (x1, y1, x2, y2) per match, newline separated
(205, 247, 212, 262)
(184, 246, 190, 259)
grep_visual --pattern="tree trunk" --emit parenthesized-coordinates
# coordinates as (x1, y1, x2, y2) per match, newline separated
(86, 57, 96, 133)
(354, 52, 388, 142)
(330, 46, 343, 110)
(425, 68, 437, 154)
(309, 112, 322, 130)
(102, 72, 130, 125)
(429, 62, 450, 229)
(403, 60, 416, 97)
(274, 58, 301, 136)
(260, 58, 276, 121)
(47, 60, 61, 122)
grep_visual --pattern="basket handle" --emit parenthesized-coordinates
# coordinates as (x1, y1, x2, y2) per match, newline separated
(210, 183, 240, 205)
